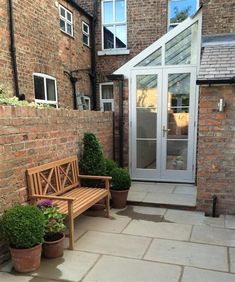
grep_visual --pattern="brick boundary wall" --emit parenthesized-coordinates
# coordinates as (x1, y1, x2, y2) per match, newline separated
(0, 106, 113, 264)
(197, 85, 235, 215)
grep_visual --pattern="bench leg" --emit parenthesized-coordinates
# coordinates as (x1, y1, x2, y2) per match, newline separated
(105, 195, 110, 218)
(68, 216, 74, 250)
(68, 202, 74, 250)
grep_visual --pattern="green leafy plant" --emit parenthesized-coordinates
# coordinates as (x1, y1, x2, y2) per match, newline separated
(105, 159, 118, 176)
(110, 168, 131, 191)
(0, 205, 45, 249)
(37, 200, 66, 241)
(0, 86, 50, 108)
(79, 133, 106, 187)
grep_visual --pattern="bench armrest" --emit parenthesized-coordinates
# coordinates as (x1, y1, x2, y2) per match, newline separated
(78, 175, 112, 180)
(78, 175, 111, 190)
(30, 194, 75, 202)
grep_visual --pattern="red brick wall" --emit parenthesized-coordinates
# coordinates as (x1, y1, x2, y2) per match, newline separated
(0, 106, 113, 214)
(0, 0, 92, 107)
(197, 85, 235, 215)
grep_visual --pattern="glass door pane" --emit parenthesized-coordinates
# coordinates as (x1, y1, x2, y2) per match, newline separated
(136, 74, 158, 169)
(166, 73, 190, 170)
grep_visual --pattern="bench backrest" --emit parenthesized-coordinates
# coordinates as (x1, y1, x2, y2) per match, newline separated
(26, 156, 80, 196)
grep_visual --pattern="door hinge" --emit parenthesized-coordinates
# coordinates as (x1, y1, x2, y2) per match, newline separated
(192, 164, 195, 171)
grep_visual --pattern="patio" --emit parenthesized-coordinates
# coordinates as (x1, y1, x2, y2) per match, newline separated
(0, 204, 235, 282)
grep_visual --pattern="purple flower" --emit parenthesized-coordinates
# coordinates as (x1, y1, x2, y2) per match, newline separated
(37, 199, 53, 208)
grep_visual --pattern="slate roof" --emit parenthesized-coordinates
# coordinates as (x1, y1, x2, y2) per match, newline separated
(198, 34, 235, 82)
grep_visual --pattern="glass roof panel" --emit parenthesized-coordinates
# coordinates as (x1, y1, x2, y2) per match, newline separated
(135, 48, 162, 67)
(165, 22, 198, 65)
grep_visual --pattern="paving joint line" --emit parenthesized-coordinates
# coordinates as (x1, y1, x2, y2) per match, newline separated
(80, 253, 103, 282)
(178, 265, 185, 282)
(141, 237, 154, 260)
(227, 247, 231, 273)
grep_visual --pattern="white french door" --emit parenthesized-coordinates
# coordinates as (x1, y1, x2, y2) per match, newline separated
(131, 67, 197, 182)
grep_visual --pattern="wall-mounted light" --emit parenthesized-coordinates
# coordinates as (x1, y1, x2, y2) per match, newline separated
(218, 98, 226, 112)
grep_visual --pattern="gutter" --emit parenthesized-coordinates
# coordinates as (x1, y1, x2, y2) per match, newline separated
(66, 0, 93, 19)
(8, 0, 20, 99)
(196, 76, 235, 85)
(107, 74, 124, 167)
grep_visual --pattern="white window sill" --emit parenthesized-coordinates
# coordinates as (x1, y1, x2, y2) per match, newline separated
(98, 49, 130, 56)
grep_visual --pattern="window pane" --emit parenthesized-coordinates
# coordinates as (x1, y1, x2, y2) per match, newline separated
(104, 26, 114, 49)
(137, 108, 157, 139)
(83, 34, 89, 45)
(83, 23, 88, 33)
(136, 48, 162, 67)
(60, 19, 65, 31)
(103, 102, 113, 111)
(115, 0, 125, 22)
(46, 79, 56, 101)
(136, 75, 158, 108)
(170, 0, 197, 24)
(137, 140, 156, 169)
(116, 25, 127, 48)
(67, 23, 72, 35)
(34, 76, 45, 100)
(103, 1, 113, 24)
(60, 7, 66, 17)
(102, 85, 113, 99)
(67, 11, 71, 22)
(166, 140, 188, 170)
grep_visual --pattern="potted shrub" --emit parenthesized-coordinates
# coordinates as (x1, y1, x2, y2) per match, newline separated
(105, 159, 118, 176)
(110, 168, 131, 209)
(37, 200, 66, 259)
(0, 205, 45, 273)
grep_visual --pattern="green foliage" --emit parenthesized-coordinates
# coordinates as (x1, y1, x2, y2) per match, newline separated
(105, 159, 118, 176)
(171, 6, 191, 23)
(79, 132, 106, 177)
(0, 205, 45, 249)
(42, 206, 66, 236)
(0, 86, 50, 108)
(110, 168, 131, 191)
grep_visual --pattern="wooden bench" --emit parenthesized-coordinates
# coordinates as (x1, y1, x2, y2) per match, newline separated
(26, 156, 111, 250)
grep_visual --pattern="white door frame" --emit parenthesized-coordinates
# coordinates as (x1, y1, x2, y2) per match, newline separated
(130, 66, 197, 183)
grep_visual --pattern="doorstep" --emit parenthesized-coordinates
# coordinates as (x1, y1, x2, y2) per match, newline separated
(127, 182, 197, 210)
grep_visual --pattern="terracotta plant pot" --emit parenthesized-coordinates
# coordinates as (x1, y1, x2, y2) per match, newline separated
(110, 189, 129, 209)
(10, 244, 42, 273)
(42, 233, 65, 259)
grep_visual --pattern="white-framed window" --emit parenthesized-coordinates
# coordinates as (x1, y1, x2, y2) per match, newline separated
(168, 0, 199, 30)
(33, 73, 58, 107)
(101, 0, 127, 50)
(82, 96, 91, 110)
(82, 22, 90, 47)
(100, 82, 114, 111)
(59, 4, 73, 36)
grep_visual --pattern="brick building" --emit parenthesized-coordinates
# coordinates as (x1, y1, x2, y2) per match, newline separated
(0, 0, 93, 109)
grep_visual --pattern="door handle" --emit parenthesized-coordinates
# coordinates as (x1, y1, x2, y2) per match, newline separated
(163, 126, 170, 137)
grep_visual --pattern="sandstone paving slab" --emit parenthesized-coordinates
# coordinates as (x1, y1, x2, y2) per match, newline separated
(144, 238, 228, 271)
(131, 182, 175, 193)
(229, 248, 235, 273)
(31, 250, 99, 282)
(122, 219, 192, 241)
(164, 209, 205, 225)
(75, 230, 151, 259)
(144, 192, 196, 207)
(83, 255, 181, 282)
(203, 215, 225, 228)
(174, 185, 197, 195)
(182, 267, 235, 282)
(132, 205, 166, 216)
(0, 272, 57, 282)
(225, 215, 235, 229)
(127, 191, 147, 202)
(191, 225, 235, 247)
